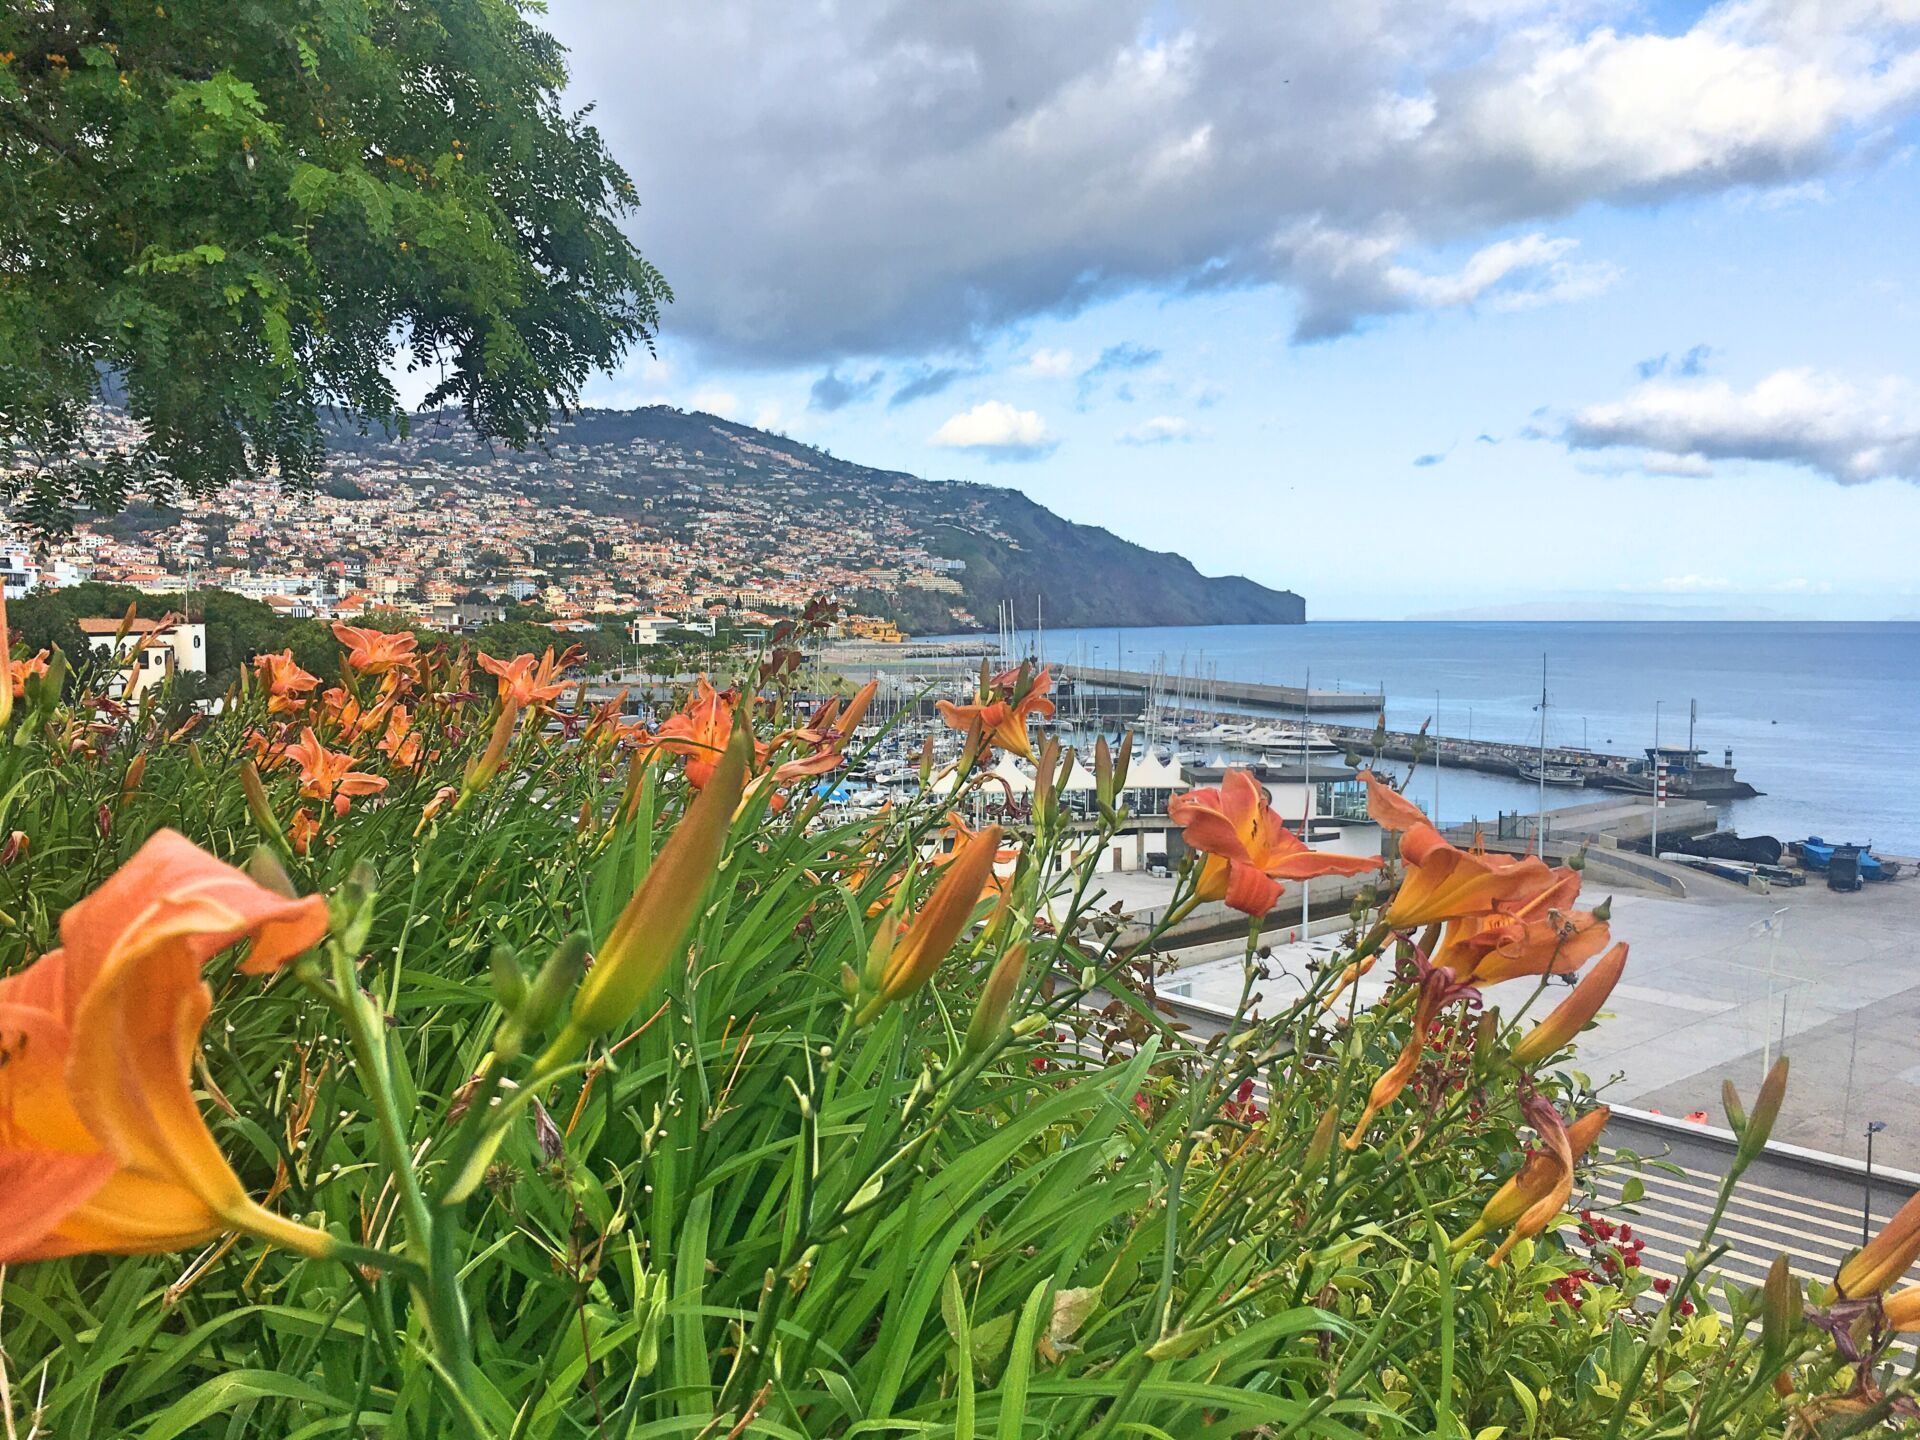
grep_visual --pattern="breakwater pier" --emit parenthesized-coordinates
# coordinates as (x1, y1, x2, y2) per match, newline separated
(1066, 665, 1382, 714)
(1310, 721, 1759, 801)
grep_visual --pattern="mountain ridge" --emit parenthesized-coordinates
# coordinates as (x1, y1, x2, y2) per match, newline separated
(443, 407, 1305, 629)
(340, 404, 1305, 631)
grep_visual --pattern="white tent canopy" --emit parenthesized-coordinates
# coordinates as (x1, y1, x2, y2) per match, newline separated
(1124, 751, 1184, 792)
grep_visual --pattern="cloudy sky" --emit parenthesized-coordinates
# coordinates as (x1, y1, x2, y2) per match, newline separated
(538, 0, 1920, 620)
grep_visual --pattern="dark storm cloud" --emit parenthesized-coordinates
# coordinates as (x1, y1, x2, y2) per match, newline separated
(548, 2, 1920, 366)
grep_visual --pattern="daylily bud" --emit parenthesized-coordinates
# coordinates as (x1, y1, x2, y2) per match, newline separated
(489, 944, 529, 1015)
(1762, 1252, 1798, 1352)
(120, 752, 147, 803)
(1095, 735, 1114, 808)
(566, 720, 750, 1040)
(1301, 1105, 1339, 1178)
(1567, 848, 1587, 872)
(918, 734, 935, 786)
(1837, 1188, 1920, 1298)
(1738, 1056, 1789, 1166)
(967, 944, 1028, 1053)
(838, 678, 878, 737)
(1882, 1285, 1920, 1332)
(1032, 737, 1060, 822)
(1510, 943, 1627, 1068)
(1591, 895, 1612, 922)
(1011, 1013, 1048, 1037)
(635, 1268, 668, 1376)
(1722, 1078, 1748, 1137)
(245, 847, 297, 900)
(1473, 1010, 1499, 1065)
(856, 823, 1003, 1024)
(1114, 731, 1134, 793)
(502, 933, 589, 1054)
(956, 719, 987, 778)
(238, 760, 287, 847)
(462, 700, 523, 801)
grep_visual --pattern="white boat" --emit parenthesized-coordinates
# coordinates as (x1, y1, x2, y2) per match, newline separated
(1518, 758, 1586, 787)
(1251, 725, 1344, 759)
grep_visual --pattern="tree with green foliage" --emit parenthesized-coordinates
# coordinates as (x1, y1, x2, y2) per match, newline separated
(0, 0, 669, 530)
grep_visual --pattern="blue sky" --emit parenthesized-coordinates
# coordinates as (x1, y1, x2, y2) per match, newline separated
(534, 0, 1920, 620)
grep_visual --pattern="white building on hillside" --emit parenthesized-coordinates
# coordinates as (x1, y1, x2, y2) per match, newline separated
(78, 618, 208, 700)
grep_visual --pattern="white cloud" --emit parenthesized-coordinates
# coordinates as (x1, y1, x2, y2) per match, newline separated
(558, 0, 1920, 362)
(1566, 368, 1920, 484)
(1117, 415, 1206, 445)
(1023, 347, 1076, 377)
(929, 400, 1058, 460)
(688, 388, 743, 420)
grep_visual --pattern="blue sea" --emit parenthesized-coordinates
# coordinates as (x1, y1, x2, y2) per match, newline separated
(990, 622, 1920, 854)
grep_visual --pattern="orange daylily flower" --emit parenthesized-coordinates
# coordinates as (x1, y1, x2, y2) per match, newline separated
(1462, 871, 1612, 985)
(656, 678, 763, 789)
(284, 728, 388, 814)
(1452, 1100, 1610, 1265)
(935, 665, 1055, 764)
(376, 705, 423, 770)
(331, 623, 418, 675)
(1384, 823, 1556, 929)
(8, 648, 50, 699)
(0, 830, 334, 1262)
(1169, 769, 1382, 915)
(1361, 769, 1431, 832)
(477, 647, 578, 710)
(254, 650, 319, 714)
(1363, 771, 1564, 929)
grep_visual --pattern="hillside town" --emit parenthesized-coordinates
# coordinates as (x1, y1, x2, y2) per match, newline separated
(0, 406, 986, 642)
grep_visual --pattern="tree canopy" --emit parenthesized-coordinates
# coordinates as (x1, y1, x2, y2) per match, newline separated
(0, 0, 669, 530)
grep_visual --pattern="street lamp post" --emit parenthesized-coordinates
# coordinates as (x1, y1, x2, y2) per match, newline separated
(1652, 700, 1664, 858)
(1866, 1120, 1887, 1245)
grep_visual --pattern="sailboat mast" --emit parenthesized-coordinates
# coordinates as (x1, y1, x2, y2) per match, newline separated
(1537, 653, 1547, 859)
(1301, 666, 1311, 933)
